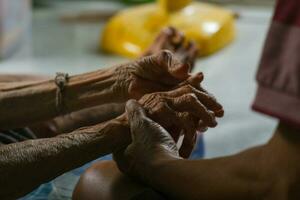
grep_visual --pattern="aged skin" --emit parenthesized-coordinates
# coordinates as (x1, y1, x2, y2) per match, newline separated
(112, 102, 300, 200)
(35, 27, 200, 136)
(0, 50, 191, 130)
(0, 83, 222, 199)
(143, 27, 198, 71)
(0, 27, 198, 136)
(0, 27, 204, 199)
(73, 103, 300, 200)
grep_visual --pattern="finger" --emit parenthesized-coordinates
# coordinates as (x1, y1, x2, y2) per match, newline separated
(165, 84, 206, 101)
(191, 85, 224, 118)
(164, 26, 177, 37)
(185, 41, 199, 70)
(179, 131, 197, 158)
(175, 112, 197, 158)
(164, 85, 195, 97)
(126, 100, 153, 142)
(168, 94, 217, 127)
(156, 50, 191, 80)
(172, 31, 185, 50)
(197, 120, 208, 133)
(191, 89, 224, 118)
(183, 72, 204, 88)
(187, 41, 199, 59)
(169, 85, 224, 117)
(155, 27, 175, 47)
(125, 100, 147, 124)
(148, 101, 184, 142)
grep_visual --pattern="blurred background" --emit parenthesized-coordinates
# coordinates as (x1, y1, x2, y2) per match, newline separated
(0, 0, 277, 199)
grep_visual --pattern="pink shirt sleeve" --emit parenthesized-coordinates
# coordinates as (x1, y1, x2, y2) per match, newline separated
(252, 0, 300, 128)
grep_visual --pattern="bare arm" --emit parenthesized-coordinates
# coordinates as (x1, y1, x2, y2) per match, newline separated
(0, 50, 195, 130)
(0, 83, 221, 199)
(144, 146, 269, 200)
(0, 118, 130, 199)
(0, 68, 116, 130)
(29, 103, 125, 139)
(114, 101, 270, 200)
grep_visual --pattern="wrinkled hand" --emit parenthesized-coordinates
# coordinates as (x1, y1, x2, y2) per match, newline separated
(114, 100, 179, 180)
(143, 27, 198, 70)
(138, 85, 223, 157)
(112, 50, 195, 101)
(114, 84, 223, 177)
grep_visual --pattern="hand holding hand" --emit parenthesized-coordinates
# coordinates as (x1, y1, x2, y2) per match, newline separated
(114, 82, 223, 178)
(112, 50, 193, 101)
(114, 100, 179, 181)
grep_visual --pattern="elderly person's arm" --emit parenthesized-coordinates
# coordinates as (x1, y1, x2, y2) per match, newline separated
(0, 84, 222, 199)
(0, 50, 192, 130)
(0, 117, 129, 199)
(0, 27, 197, 134)
(113, 101, 279, 200)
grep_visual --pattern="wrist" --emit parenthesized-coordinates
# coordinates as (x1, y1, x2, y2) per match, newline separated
(80, 117, 130, 156)
(134, 148, 181, 184)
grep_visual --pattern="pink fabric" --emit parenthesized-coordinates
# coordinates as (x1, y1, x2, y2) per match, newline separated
(252, 0, 300, 128)
(253, 87, 300, 127)
(273, 0, 300, 26)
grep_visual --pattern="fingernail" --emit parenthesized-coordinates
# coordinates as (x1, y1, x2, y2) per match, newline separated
(215, 109, 224, 117)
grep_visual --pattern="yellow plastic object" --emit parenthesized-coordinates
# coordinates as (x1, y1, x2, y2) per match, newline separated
(101, 0, 235, 58)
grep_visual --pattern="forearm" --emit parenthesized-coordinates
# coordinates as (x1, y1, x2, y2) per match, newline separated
(0, 119, 130, 199)
(0, 74, 48, 82)
(0, 68, 117, 129)
(144, 146, 269, 200)
(47, 103, 125, 134)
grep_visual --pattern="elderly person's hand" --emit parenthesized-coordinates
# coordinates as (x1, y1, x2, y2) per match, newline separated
(113, 83, 223, 175)
(22, 49, 200, 135)
(143, 27, 198, 70)
(137, 84, 223, 157)
(113, 100, 184, 181)
(112, 50, 197, 101)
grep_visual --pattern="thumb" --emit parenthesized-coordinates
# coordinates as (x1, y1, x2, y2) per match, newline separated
(125, 100, 148, 140)
(125, 100, 146, 122)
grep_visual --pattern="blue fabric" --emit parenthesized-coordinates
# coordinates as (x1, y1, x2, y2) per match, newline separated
(20, 135, 204, 200)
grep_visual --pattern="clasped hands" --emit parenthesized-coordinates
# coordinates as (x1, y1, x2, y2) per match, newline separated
(110, 49, 224, 180)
